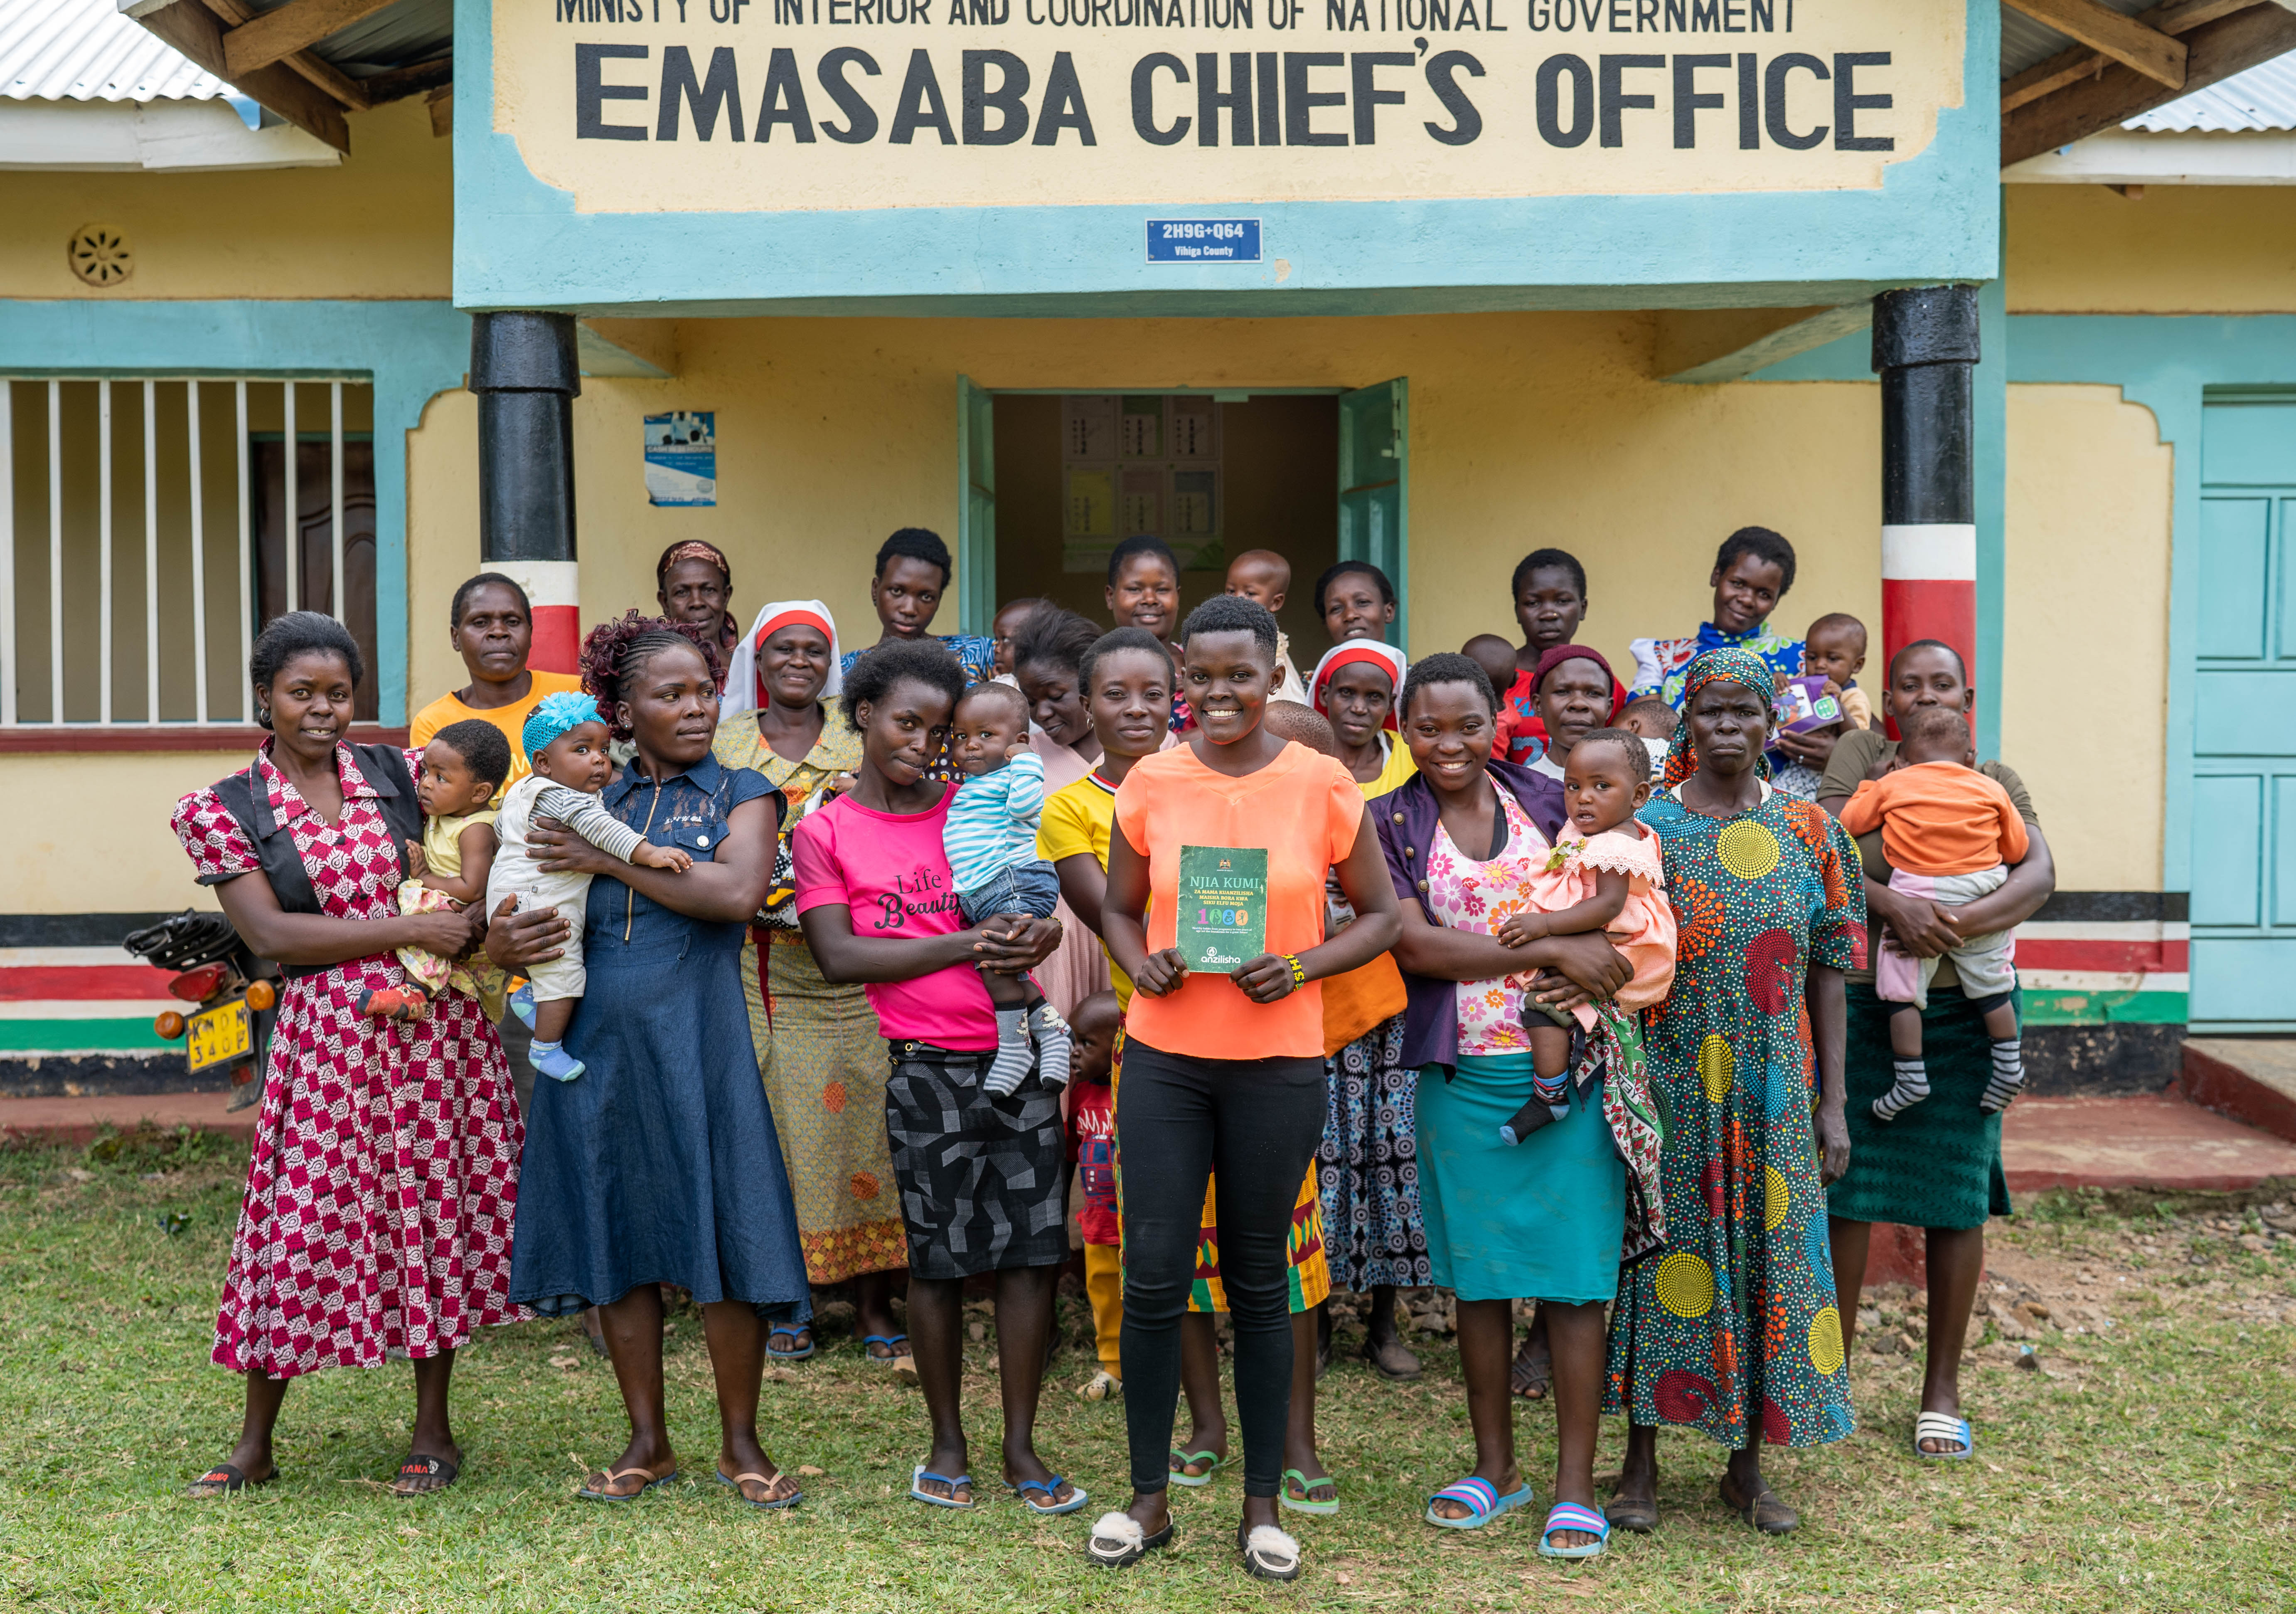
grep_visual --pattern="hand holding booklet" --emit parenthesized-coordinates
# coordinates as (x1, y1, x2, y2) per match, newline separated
(1176, 845, 1268, 973)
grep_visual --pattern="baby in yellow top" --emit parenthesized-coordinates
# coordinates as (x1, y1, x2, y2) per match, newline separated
(360, 719, 511, 1024)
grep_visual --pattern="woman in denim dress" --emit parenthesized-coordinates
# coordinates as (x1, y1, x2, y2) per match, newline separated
(488, 614, 810, 1509)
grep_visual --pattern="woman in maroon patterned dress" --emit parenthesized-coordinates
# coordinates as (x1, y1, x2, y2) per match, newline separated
(169, 613, 524, 1499)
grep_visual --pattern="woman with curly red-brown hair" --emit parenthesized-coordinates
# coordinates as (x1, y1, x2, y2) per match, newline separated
(486, 611, 812, 1509)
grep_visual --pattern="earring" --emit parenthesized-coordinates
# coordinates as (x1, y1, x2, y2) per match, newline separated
(256, 704, 274, 731)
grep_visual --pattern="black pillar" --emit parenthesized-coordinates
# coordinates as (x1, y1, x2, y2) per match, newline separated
(1870, 285, 1979, 685)
(469, 310, 580, 566)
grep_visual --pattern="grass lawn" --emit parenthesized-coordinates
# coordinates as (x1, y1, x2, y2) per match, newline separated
(2, 1126, 2293, 1612)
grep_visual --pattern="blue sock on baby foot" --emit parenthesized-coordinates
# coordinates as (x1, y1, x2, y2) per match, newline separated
(510, 982, 537, 1031)
(529, 1038, 584, 1082)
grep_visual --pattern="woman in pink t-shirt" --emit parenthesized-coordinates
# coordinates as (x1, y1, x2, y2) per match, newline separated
(791, 640, 1078, 1517)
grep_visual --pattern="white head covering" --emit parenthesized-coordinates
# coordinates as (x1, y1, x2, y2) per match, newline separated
(1308, 639, 1410, 732)
(721, 599, 842, 719)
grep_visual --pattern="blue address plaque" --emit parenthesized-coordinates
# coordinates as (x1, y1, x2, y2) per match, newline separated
(1146, 219, 1262, 265)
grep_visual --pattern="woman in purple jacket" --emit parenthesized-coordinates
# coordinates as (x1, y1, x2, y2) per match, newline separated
(1372, 653, 1657, 1560)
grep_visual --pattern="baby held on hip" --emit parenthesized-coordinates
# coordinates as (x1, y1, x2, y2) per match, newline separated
(485, 696, 692, 1081)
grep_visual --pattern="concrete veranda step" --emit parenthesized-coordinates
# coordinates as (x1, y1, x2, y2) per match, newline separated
(0, 1089, 253, 1146)
(2001, 1092, 2296, 1195)
(2178, 1037, 2296, 1145)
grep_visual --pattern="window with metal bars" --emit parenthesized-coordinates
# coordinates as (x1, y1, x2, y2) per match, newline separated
(1, 378, 379, 728)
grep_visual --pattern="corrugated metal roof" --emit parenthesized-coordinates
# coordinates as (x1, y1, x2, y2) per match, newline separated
(0, 0, 226, 102)
(2125, 52, 2296, 130)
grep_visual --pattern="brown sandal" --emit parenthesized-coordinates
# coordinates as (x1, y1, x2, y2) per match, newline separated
(1604, 1483, 1658, 1534)
(716, 1466, 802, 1510)
(1719, 1473, 1798, 1535)
(577, 1463, 677, 1501)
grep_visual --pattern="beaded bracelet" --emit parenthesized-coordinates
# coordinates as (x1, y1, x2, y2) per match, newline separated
(1283, 954, 1307, 989)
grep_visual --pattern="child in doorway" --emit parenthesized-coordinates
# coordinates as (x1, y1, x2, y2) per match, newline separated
(1840, 703, 2030, 1118)
(1067, 990, 1125, 1401)
(486, 691, 694, 1082)
(1619, 696, 1678, 781)
(1803, 611, 1873, 732)
(944, 681, 1074, 1095)
(1223, 548, 1307, 705)
(359, 718, 513, 1024)
(1495, 728, 1678, 1144)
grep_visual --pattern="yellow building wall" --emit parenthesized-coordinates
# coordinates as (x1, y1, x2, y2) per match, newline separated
(1998, 384, 2174, 891)
(402, 311, 1885, 715)
(2007, 185, 2296, 314)
(13, 753, 248, 914)
(48, 320, 2164, 917)
(0, 99, 449, 301)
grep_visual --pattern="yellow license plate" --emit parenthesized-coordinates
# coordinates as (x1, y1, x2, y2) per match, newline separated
(187, 999, 251, 1072)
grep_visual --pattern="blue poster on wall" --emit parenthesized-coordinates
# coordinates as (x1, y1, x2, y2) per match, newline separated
(644, 412, 716, 507)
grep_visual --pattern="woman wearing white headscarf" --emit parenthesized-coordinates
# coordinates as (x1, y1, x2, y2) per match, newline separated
(713, 601, 909, 1365)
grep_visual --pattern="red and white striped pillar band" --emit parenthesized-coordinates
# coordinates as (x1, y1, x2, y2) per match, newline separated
(1880, 522, 1976, 717)
(494, 559, 581, 675)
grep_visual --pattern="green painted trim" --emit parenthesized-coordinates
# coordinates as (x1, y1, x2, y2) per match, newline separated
(0, 1019, 174, 1052)
(0, 299, 471, 726)
(2021, 989, 2189, 1028)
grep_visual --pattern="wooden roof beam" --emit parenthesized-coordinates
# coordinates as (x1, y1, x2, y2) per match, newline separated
(2004, 1, 2296, 164)
(2003, 0, 2262, 115)
(2006, 0, 2189, 88)
(221, 0, 402, 77)
(121, 0, 352, 149)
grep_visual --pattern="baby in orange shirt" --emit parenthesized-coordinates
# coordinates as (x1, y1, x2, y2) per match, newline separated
(1841, 705, 2031, 1120)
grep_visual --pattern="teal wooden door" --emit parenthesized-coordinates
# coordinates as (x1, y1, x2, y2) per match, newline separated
(957, 377, 996, 636)
(2192, 400, 2296, 1028)
(1338, 379, 1407, 650)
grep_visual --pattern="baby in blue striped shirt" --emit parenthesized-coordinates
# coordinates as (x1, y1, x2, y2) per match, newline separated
(945, 682, 1072, 1095)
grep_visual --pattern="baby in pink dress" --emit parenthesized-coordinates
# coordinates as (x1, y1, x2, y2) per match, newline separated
(1496, 729, 1677, 1143)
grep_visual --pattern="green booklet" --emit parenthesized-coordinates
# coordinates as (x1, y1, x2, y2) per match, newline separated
(1177, 845, 1268, 973)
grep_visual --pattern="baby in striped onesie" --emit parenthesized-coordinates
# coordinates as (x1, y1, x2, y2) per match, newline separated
(943, 682, 1071, 1096)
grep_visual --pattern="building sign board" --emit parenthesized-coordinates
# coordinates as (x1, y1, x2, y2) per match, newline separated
(491, 0, 1964, 214)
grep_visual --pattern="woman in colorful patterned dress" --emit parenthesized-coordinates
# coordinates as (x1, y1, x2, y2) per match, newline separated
(714, 600, 910, 1365)
(1604, 647, 1864, 1536)
(1373, 653, 1656, 1557)
(170, 613, 522, 1500)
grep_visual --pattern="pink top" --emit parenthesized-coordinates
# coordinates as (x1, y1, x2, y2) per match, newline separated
(1424, 786, 1555, 1057)
(791, 784, 999, 1050)
(1523, 824, 1677, 1023)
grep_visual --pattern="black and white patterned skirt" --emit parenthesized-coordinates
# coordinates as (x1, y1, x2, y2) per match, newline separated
(883, 1040, 1069, 1281)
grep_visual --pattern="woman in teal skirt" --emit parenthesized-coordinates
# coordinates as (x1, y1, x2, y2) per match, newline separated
(1816, 639, 2055, 1460)
(1604, 648, 1864, 1537)
(1375, 654, 1661, 1559)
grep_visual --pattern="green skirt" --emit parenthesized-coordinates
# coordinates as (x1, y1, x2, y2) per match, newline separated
(1826, 982, 2014, 1231)
(1417, 1055, 1624, 1305)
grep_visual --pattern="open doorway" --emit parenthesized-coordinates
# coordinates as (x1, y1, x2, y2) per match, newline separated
(989, 392, 1341, 658)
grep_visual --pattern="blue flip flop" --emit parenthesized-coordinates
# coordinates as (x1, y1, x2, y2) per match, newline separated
(1538, 1501, 1611, 1559)
(863, 1333, 909, 1363)
(1009, 1476, 1090, 1515)
(1914, 1411, 1974, 1460)
(910, 1465, 977, 1510)
(1425, 1474, 1535, 1530)
(716, 1466, 803, 1511)
(576, 1463, 677, 1502)
(766, 1325, 815, 1362)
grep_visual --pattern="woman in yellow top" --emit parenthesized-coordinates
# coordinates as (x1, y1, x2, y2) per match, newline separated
(711, 600, 908, 1367)
(1305, 638, 1430, 1390)
(1088, 596, 1401, 1585)
(409, 574, 584, 806)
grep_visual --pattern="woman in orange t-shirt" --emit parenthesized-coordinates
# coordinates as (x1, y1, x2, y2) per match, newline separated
(1088, 596, 1401, 1584)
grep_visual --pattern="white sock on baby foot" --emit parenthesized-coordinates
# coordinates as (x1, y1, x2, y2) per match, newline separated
(982, 1008, 1035, 1097)
(1030, 1002, 1073, 1089)
(1873, 1057, 1930, 1121)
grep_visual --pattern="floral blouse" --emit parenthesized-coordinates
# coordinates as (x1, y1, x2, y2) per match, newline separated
(1422, 784, 1553, 1057)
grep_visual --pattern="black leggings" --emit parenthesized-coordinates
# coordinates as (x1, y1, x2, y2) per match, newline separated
(1116, 1037, 1327, 1498)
